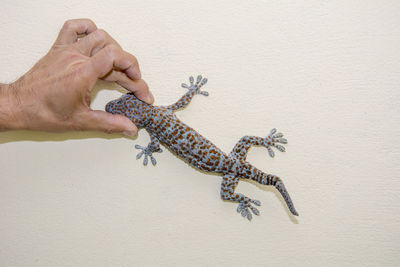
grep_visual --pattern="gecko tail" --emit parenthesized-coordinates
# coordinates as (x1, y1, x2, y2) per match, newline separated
(244, 164, 299, 216)
(274, 180, 299, 216)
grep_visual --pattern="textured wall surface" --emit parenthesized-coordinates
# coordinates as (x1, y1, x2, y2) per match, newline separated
(1, 0, 400, 266)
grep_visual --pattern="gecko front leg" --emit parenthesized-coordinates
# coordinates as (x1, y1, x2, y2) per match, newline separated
(167, 75, 209, 111)
(135, 133, 163, 166)
(230, 128, 288, 160)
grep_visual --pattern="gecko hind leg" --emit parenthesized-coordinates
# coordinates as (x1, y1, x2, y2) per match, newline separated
(230, 128, 287, 160)
(220, 174, 261, 221)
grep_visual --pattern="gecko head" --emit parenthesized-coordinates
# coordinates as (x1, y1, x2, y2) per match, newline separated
(105, 93, 152, 128)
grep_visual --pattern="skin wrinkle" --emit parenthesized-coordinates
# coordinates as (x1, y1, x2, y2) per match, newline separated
(0, 84, 22, 130)
(0, 84, 11, 131)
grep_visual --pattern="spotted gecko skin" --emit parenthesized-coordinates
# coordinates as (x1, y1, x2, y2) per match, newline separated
(105, 75, 298, 220)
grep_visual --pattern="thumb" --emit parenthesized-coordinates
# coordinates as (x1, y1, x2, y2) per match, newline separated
(80, 110, 138, 136)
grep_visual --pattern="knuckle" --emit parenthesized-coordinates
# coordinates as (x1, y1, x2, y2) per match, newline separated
(82, 18, 96, 26)
(105, 44, 119, 56)
(95, 29, 108, 40)
(64, 18, 95, 28)
(131, 55, 139, 65)
(93, 29, 120, 47)
(63, 19, 74, 29)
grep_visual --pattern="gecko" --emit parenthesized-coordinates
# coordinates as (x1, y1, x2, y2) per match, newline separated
(105, 75, 298, 220)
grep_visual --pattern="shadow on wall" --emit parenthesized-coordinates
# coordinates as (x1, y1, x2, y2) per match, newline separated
(0, 130, 126, 144)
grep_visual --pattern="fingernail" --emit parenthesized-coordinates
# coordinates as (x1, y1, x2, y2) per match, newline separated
(123, 130, 137, 137)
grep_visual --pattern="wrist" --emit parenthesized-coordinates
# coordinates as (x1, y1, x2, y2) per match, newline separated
(0, 83, 25, 131)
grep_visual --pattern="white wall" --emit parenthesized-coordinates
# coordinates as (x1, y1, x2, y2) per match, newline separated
(1, 0, 399, 266)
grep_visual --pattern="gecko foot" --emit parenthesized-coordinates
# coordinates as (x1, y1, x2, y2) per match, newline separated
(265, 128, 288, 158)
(181, 75, 209, 96)
(135, 145, 163, 166)
(236, 198, 261, 221)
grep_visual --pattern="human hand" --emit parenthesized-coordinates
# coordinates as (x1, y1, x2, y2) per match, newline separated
(0, 18, 153, 136)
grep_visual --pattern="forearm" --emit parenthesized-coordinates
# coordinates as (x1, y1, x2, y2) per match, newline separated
(0, 83, 24, 131)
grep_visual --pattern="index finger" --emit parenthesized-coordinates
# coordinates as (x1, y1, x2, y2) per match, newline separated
(89, 44, 154, 104)
(54, 19, 97, 46)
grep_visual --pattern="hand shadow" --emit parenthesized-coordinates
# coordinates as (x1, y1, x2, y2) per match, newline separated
(0, 81, 133, 144)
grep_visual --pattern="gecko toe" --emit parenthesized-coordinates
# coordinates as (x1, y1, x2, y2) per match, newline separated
(136, 151, 144, 159)
(143, 155, 149, 166)
(247, 212, 252, 220)
(150, 155, 157, 166)
(250, 206, 260, 215)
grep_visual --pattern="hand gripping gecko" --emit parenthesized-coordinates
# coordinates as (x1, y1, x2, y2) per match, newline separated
(105, 75, 298, 220)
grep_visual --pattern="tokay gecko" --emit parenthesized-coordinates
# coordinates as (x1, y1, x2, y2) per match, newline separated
(105, 75, 298, 220)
